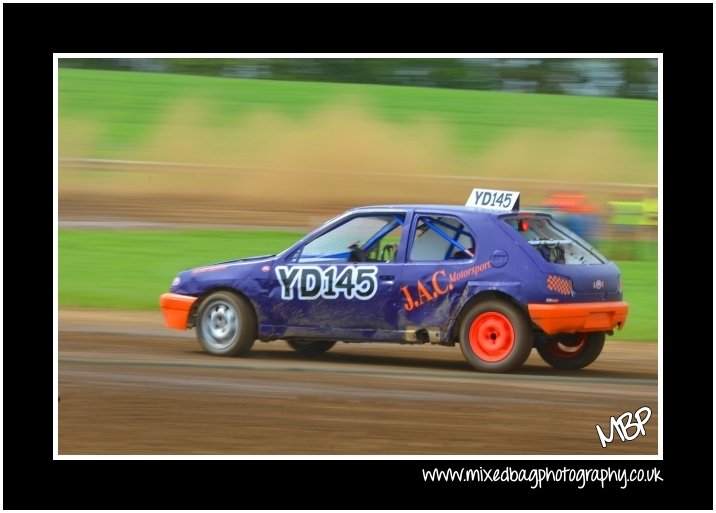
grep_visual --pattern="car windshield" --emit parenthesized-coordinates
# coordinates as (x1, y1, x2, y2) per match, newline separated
(502, 215, 606, 265)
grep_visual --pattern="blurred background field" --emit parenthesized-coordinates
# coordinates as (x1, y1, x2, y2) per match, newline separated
(59, 66, 656, 219)
(57, 59, 658, 340)
(60, 67, 656, 162)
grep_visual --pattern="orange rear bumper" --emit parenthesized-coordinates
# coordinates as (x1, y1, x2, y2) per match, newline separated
(159, 293, 197, 330)
(528, 301, 629, 335)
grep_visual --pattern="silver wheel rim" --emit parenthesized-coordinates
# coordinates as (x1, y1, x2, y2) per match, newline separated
(555, 336, 586, 354)
(555, 342, 582, 354)
(200, 299, 239, 350)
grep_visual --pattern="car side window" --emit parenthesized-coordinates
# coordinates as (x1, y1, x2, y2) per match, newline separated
(409, 215, 475, 262)
(297, 214, 404, 264)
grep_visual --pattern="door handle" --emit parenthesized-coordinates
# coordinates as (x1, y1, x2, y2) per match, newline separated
(379, 275, 395, 286)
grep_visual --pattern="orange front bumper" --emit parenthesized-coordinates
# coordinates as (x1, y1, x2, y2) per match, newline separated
(159, 293, 197, 330)
(528, 301, 629, 335)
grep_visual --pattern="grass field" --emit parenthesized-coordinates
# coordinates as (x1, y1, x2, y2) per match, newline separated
(59, 68, 657, 153)
(58, 229, 657, 341)
(59, 68, 657, 187)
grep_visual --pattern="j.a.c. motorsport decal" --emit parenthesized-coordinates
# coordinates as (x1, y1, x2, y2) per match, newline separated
(275, 265, 378, 300)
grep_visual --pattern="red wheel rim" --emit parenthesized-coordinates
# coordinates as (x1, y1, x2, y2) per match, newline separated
(546, 334, 586, 359)
(468, 312, 515, 362)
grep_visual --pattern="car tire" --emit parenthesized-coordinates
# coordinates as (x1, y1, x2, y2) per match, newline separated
(287, 340, 336, 355)
(459, 299, 533, 373)
(196, 291, 256, 356)
(536, 332, 605, 370)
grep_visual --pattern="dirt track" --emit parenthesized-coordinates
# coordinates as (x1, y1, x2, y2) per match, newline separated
(58, 309, 658, 456)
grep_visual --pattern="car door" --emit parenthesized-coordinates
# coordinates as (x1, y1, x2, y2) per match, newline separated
(396, 212, 479, 340)
(267, 212, 407, 340)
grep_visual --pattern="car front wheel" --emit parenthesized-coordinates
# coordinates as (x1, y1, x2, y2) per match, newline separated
(196, 291, 256, 356)
(459, 299, 533, 373)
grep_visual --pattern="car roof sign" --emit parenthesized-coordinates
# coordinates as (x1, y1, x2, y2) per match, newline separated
(465, 188, 520, 211)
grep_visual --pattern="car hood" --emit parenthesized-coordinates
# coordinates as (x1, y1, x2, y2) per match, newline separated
(196, 254, 276, 268)
(171, 254, 277, 296)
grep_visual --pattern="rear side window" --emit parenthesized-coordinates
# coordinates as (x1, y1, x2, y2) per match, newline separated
(409, 215, 475, 262)
(504, 216, 606, 265)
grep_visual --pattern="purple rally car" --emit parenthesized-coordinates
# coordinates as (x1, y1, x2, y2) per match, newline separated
(160, 189, 628, 373)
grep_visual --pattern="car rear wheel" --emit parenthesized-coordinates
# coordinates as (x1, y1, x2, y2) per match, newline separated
(287, 340, 336, 355)
(196, 291, 256, 356)
(536, 332, 605, 370)
(459, 299, 533, 373)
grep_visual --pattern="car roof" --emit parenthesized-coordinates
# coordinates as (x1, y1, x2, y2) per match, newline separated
(346, 204, 544, 217)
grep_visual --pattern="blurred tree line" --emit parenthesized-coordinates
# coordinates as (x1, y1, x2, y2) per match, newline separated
(60, 58, 657, 99)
